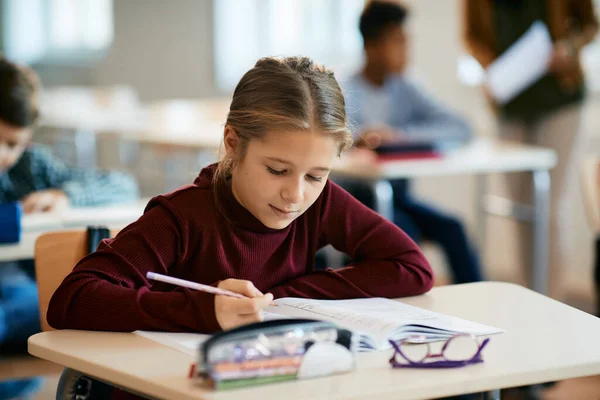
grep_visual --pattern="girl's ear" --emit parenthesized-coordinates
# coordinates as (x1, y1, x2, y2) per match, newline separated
(223, 125, 240, 158)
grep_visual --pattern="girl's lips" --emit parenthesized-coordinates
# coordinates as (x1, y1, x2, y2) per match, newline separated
(270, 204, 299, 218)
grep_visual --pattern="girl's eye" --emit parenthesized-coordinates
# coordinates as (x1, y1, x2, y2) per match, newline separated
(267, 167, 285, 175)
(307, 175, 323, 183)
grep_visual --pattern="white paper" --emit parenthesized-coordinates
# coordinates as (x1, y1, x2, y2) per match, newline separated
(134, 330, 210, 356)
(486, 21, 553, 104)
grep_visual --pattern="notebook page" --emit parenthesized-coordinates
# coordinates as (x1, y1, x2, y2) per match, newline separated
(263, 311, 292, 321)
(266, 297, 504, 349)
(134, 330, 210, 356)
(265, 298, 401, 348)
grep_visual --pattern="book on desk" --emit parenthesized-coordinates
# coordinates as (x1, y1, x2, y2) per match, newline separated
(373, 140, 443, 162)
(136, 297, 503, 354)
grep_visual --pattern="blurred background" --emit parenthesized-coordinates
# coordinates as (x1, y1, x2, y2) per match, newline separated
(4, 0, 597, 304)
(1, 0, 599, 398)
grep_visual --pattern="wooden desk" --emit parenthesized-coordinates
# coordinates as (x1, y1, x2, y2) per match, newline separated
(0, 200, 148, 262)
(28, 282, 600, 400)
(333, 138, 557, 295)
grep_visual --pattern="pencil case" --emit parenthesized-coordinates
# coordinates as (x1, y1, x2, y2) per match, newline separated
(196, 319, 357, 390)
(0, 202, 22, 244)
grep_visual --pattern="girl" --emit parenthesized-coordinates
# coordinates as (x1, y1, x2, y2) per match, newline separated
(48, 56, 433, 335)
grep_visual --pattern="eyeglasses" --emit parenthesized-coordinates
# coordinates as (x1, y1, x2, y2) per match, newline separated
(389, 334, 490, 369)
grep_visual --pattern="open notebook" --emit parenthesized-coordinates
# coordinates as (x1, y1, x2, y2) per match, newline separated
(135, 297, 503, 354)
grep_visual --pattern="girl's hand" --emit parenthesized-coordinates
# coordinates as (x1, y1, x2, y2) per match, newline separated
(548, 40, 577, 75)
(214, 279, 274, 331)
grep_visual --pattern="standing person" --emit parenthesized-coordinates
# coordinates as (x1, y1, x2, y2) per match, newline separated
(462, 0, 599, 297)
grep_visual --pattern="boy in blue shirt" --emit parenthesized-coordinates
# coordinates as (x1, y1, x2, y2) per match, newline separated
(342, 1, 482, 284)
(0, 56, 139, 398)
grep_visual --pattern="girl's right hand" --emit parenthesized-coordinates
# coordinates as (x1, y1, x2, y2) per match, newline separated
(214, 279, 274, 331)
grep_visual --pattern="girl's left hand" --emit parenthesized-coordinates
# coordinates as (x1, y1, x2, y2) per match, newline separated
(548, 41, 577, 74)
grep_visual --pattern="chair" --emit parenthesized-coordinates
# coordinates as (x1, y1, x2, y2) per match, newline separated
(34, 228, 118, 399)
(34, 229, 117, 332)
(0, 229, 117, 395)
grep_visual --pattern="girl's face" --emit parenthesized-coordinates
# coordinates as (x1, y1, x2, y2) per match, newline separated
(227, 128, 339, 230)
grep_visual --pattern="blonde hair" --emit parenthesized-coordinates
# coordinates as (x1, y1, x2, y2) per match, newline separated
(213, 56, 353, 208)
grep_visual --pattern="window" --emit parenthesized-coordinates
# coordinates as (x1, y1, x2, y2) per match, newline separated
(214, 0, 365, 91)
(2, 0, 113, 64)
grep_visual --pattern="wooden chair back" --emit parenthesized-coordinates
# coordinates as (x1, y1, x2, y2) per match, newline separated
(34, 229, 118, 331)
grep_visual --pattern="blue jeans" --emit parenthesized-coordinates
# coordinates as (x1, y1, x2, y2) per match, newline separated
(343, 179, 483, 284)
(0, 261, 44, 399)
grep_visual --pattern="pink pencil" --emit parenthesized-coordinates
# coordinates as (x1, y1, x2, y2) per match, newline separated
(146, 272, 276, 306)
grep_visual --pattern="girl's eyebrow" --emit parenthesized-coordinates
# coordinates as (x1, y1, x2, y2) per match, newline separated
(265, 157, 290, 165)
(265, 157, 330, 172)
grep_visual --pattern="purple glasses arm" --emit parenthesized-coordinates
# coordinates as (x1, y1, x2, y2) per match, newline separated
(388, 337, 491, 369)
(390, 358, 484, 369)
(472, 338, 490, 359)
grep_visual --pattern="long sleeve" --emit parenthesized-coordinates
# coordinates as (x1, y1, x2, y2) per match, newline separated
(31, 146, 139, 207)
(461, 0, 497, 68)
(402, 81, 473, 145)
(268, 182, 433, 299)
(46, 197, 221, 333)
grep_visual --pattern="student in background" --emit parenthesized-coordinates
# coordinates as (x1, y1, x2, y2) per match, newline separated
(48, 56, 433, 398)
(0, 57, 139, 211)
(342, 1, 483, 284)
(0, 56, 139, 399)
(462, 0, 599, 298)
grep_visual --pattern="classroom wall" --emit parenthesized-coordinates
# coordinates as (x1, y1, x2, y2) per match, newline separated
(31, 0, 218, 101)
(94, 0, 218, 100)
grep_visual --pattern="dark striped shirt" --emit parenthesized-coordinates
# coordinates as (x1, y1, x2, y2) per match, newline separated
(0, 144, 139, 207)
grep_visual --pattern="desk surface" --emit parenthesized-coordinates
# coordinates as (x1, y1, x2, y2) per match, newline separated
(333, 138, 557, 180)
(28, 282, 600, 400)
(0, 200, 148, 262)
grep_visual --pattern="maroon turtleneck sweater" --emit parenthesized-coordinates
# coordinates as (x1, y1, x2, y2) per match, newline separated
(48, 164, 433, 332)
(48, 164, 432, 397)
